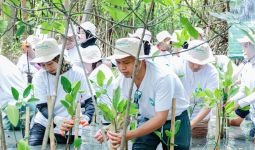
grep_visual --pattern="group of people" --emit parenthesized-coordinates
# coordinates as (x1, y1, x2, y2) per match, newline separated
(0, 21, 255, 150)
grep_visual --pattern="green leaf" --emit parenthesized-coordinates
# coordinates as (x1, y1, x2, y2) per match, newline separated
(240, 105, 250, 111)
(154, 131, 162, 140)
(74, 137, 82, 148)
(228, 86, 239, 97)
(72, 81, 81, 99)
(53, 21, 65, 34)
(2, 3, 12, 17)
(204, 89, 214, 98)
(174, 120, 181, 134)
(225, 61, 233, 80)
(68, 106, 75, 117)
(225, 101, 234, 114)
(0, 20, 8, 34)
(40, 22, 53, 34)
(61, 76, 72, 93)
(107, 77, 113, 87)
(143, 0, 152, 3)
(105, 0, 127, 7)
(16, 102, 23, 109)
(117, 100, 127, 113)
(65, 94, 73, 103)
(16, 25, 26, 36)
(129, 121, 136, 130)
(112, 87, 121, 110)
(245, 86, 251, 96)
(180, 16, 198, 39)
(97, 70, 105, 87)
(27, 98, 39, 103)
(11, 87, 19, 101)
(165, 130, 173, 138)
(98, 103, 115, 121)
(6, 104, 19, 127)
(23, 84, 32, 98)
(60, 100, 70, 110)
(96, 91, 101, 98)
(17, 139, 30, 150)
(10, 0, 20, 6)
(102, 5, 130, 21)
(129, 103, 139, 115)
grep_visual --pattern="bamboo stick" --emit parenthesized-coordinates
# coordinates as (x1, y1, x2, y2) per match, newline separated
(25, 106, 30, 143)
(170, 98, 176, 150)
(74, 103, 81, 150)
(47, 96, 55, 150)
(215, 103, 220, 150)
(0, 111, 6, 150)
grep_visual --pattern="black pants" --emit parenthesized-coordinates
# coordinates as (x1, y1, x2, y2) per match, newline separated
(29, 123, 74, 146)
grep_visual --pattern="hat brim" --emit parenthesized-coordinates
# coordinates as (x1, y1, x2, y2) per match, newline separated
(31, 52, 60, 63)
(237, 36, 251, 43)
(106, 54, 131, 60)
(181, 52, 215, 65)
(128, 33, 151, 42)
(83, 58, 102, 63)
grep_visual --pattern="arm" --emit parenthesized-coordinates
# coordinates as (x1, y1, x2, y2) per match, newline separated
(238, 92, 255, 108)
(191, 108, 210, 128)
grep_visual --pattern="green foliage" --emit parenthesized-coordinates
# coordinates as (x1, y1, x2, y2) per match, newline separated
(113, 87, 121, 110)
(0, 19, 8, 34)
(17, 139, 30, 150)
(60, 76, 82, 117)
(180, 16, 198, 39)
(6, 104, 19, 127)
(61, 76, 72, 93)
(11, 87, 19, 101)
(225, 101, 234, 114)
(23, 84, 33, 98)
(102, 5, 130, 22)
(74, 137, 82, 148)
(2, 3, 12, 17)
(97, 70, 106, 87)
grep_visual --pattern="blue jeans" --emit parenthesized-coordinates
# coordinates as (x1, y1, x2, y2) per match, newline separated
(132, 110, 191, 150)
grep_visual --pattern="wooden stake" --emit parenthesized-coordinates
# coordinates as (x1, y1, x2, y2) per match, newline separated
(170, 98, 176, 150)
(74, 103, 81, 150)
(47, 96, 55, 150)
(0, 111, 6, 150)
(215, 103, 221, 150)
(25, 106, 30, 143)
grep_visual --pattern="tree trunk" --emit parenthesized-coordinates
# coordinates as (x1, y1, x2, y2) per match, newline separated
(82, 0, 94, 22)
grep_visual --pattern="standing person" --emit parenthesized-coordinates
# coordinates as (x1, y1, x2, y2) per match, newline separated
(78, 21, 101, 74)
(95, 38, 191, 150)
(0, 55, 27, 130)
(17, 35, 41, 83)
(128, 28, 152, 55)
(29, 38, 95, 146)
(151, 30, 180, 69)
(175, 40, 219, 138)
(227, 33, 255, 128)
(81, 46, 115, 124)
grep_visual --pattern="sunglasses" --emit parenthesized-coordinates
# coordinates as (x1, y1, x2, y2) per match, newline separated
(134, 90, 142, 109)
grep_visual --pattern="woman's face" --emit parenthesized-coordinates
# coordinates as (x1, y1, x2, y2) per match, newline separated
(78, 29, 87, 43)
(241, 42, 255, 59)
(40, 61, 58, 74)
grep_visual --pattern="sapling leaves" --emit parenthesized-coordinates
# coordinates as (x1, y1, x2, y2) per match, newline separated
(113, 87, 121, 110)
(6, 104, 19, 127)
(23, 84, 32, 98)
(11, 87, 19, 101)
(225, 101, 234, 114)
(74, 137, 82, 148)
(98, 103, 115, 122)
(17, 139, 30, 150)
(97, 70, 105, 87)
(61, 76, 72, 93)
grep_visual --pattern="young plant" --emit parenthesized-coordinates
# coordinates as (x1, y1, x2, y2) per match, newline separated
(92, 71, 138, 133)
(154, 120, 181, 147)
(5, 84, 38, 149)
(60, 76, 85, 149)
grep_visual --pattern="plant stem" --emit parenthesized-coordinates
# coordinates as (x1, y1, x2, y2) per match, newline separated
(74, 103, 81, 150)
(170, 98, 176, 150)
(12, 126, 17, 144)
(0, 111, 7, 150)
(25, 107, 30, 143)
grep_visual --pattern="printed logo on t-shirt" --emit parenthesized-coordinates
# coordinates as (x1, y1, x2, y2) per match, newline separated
(149, 97, 155, 106)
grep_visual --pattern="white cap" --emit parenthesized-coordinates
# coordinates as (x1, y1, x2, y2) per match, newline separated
(66, 25, 77, 37)
(80, 21, 96, 36)
(128, 28, 152, 42)
(237, 32, 255, 45)
(25, 35, 41, 49)
(31, 38, 61, 63)
(107, 38, 144, 60)
(81, 45, 102, 63)
(181, 40, 215, 65)
(156, 31, 172, 42)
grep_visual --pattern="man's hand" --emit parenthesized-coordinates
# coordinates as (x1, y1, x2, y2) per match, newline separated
(107, 131, 122, 149)
(94, 130, 109, 144)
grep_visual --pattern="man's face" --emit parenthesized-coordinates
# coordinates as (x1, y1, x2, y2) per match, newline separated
(188, 61, 204, 72)
(40, 61, 58, 74)
(66, 36, 75, 50)
(241, 42, 255, 59)
(116, 56, 136, 78)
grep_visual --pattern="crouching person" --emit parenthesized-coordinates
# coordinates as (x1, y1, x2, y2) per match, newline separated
(29, 38, 95, 146)
(95, 38, 191, 150)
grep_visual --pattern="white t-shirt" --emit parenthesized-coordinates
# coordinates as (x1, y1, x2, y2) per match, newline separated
(32, 66, 93, 135)
(17, 54, 39, 82)
(0, 55, 26, 106)
(115, 60, 189, 120)
(174, 59, 219, 120)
